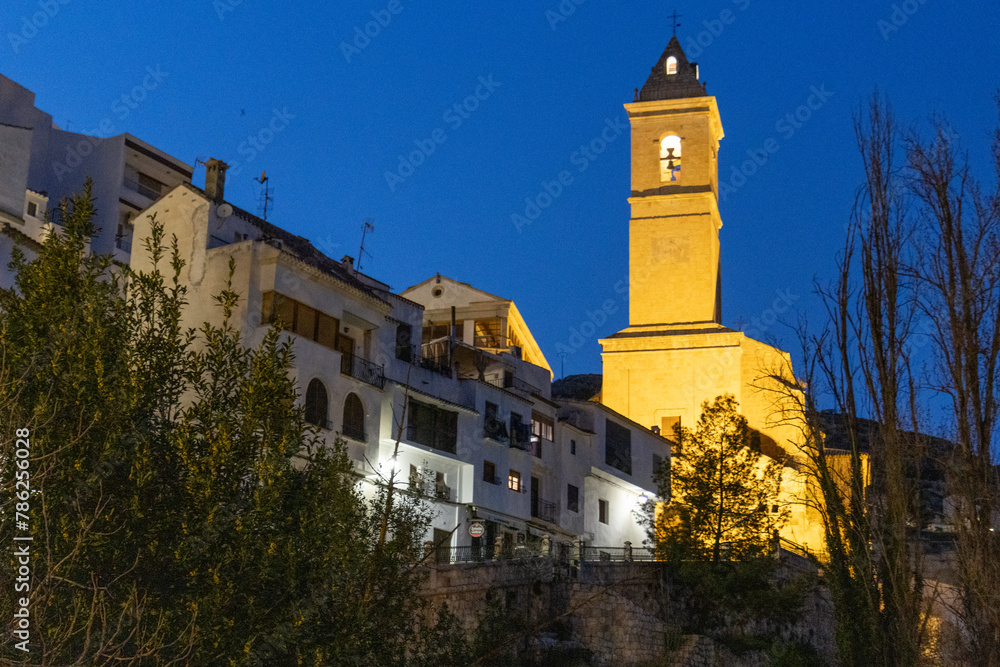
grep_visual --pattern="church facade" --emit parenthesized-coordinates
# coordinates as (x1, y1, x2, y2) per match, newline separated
(600, 37, 825, 552)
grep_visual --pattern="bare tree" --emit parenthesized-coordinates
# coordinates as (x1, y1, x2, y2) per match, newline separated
(907, 100, 1000, 664)
(759, 95, 928, 666)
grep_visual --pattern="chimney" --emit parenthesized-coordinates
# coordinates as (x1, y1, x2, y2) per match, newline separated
(204, 158, 229, 203)
(341, 255, 355, 272)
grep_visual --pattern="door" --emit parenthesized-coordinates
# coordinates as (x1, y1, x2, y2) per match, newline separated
(337, 334, 355, 376)
(531, 476, 539, 518)
(433, 528, 451, 565)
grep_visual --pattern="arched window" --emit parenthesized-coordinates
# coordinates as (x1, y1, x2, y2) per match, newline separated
(304, 378, 329, 429)
(666, 56, 678, 75)
(660, 135, 682, 182)
(343, 393, 365, 441)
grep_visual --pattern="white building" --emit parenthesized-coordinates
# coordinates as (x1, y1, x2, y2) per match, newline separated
(0, 73, 190, 280)
(125, 163, 671, 561)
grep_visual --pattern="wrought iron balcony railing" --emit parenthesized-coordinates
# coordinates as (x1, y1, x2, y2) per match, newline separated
(509, 422, 532, 451)
(340, 353, 386, 390)
(397, 344, 451, 377)
(531, 498, 559, 524)
(485, 374, 540, 395)
(484, 416, 509, 443)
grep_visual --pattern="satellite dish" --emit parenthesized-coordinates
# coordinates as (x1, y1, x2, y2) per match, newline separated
(216, 203, 233, 219)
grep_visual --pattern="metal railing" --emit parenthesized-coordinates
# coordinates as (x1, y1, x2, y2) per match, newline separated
(397, 344, 452, 377)
(484, 416, 509, 443)
(485, 374, 541, 395)
(509, 423, 532, 451)
(531, 498, 559, 523)
(340, 353, 386, 389)
(436, 541, 656, 565)
(123, 177, 161, 200)
(776, 538, 814, 561)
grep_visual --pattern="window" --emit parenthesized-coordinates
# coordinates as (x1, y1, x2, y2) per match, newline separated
(407, 398, 458, 454)
(395, 323, 412, 361)
(653, 453, 663, 483)
(666, 55, 678, 75)
(510, 412, 530, 451)
(484, 402, 507, 442)
(530, 413, 553, 458)
(570, 439, 576, 455)
(661, 416, 681, 440)
(262, 291, 340, 351)
(567, 484, 579, 513)
(342, 393, 365, 440)
(474, 318, 504, 348)
(137, 172, 165, 197)
(599, 499, 609, 524)
(483, 460, 497, 484)
(605, 419, 633, 475)
(26, 202, 37, 217)
(409, 464, 419, 491)
(660, 135, 682, 182)
(304, 379, 328, 429)
(508, 469, 522, 493)
(422, 321, 460, 344)
(531, 413, 554, 441)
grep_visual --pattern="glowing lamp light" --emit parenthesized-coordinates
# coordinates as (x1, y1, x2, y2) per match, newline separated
(637, 493, 650, 505)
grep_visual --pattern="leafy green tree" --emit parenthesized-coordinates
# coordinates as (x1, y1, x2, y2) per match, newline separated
(652, 394, 785, 564)
(0, 183, 437, 665)
(0, 181, 190, 663)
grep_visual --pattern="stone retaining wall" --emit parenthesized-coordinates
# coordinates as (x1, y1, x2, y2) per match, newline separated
(418, 555, 835, 666)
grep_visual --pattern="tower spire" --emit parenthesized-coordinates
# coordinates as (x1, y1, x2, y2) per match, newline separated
(637, 36, 707, 102)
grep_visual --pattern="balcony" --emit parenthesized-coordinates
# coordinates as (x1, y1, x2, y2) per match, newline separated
(531, 498, 559, 524)
(398, 344, 452, 377)
(123, 177, 162, 201)
(340, 353, 386, 390)
(484, 416, 509, 443)
(485, 374, 540, 395)
(509, 422, 531, 452)
(407, 469, 453, 501)
(434, 480, 452, 502)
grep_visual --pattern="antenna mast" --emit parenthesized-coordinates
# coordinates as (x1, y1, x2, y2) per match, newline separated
(255, 171, 274, 220)
(357, 220, 375, 272)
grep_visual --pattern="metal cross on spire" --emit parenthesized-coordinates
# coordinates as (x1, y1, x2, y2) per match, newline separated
(669, 10, 682, 36)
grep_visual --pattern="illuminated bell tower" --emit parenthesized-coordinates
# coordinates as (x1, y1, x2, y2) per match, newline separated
(599, 36, 799, 463)
(627, 36, 723, 326)
(599, 36, 825, 554)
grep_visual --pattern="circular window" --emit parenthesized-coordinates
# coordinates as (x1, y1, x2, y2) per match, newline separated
(432, 286, 444, 298)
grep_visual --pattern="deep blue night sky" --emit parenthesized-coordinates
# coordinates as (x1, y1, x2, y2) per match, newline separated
(3, 1, 1000, 384)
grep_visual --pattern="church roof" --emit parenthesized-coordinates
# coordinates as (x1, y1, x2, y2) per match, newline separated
(637, 36, 708, 102)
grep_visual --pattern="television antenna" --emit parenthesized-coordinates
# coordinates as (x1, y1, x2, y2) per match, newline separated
(357, 220, 375, 272)
(255, 170, 274, 220)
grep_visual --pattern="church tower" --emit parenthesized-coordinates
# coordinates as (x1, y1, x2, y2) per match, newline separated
(627, 36, 724, 327)
(600, 36, 825, 553)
